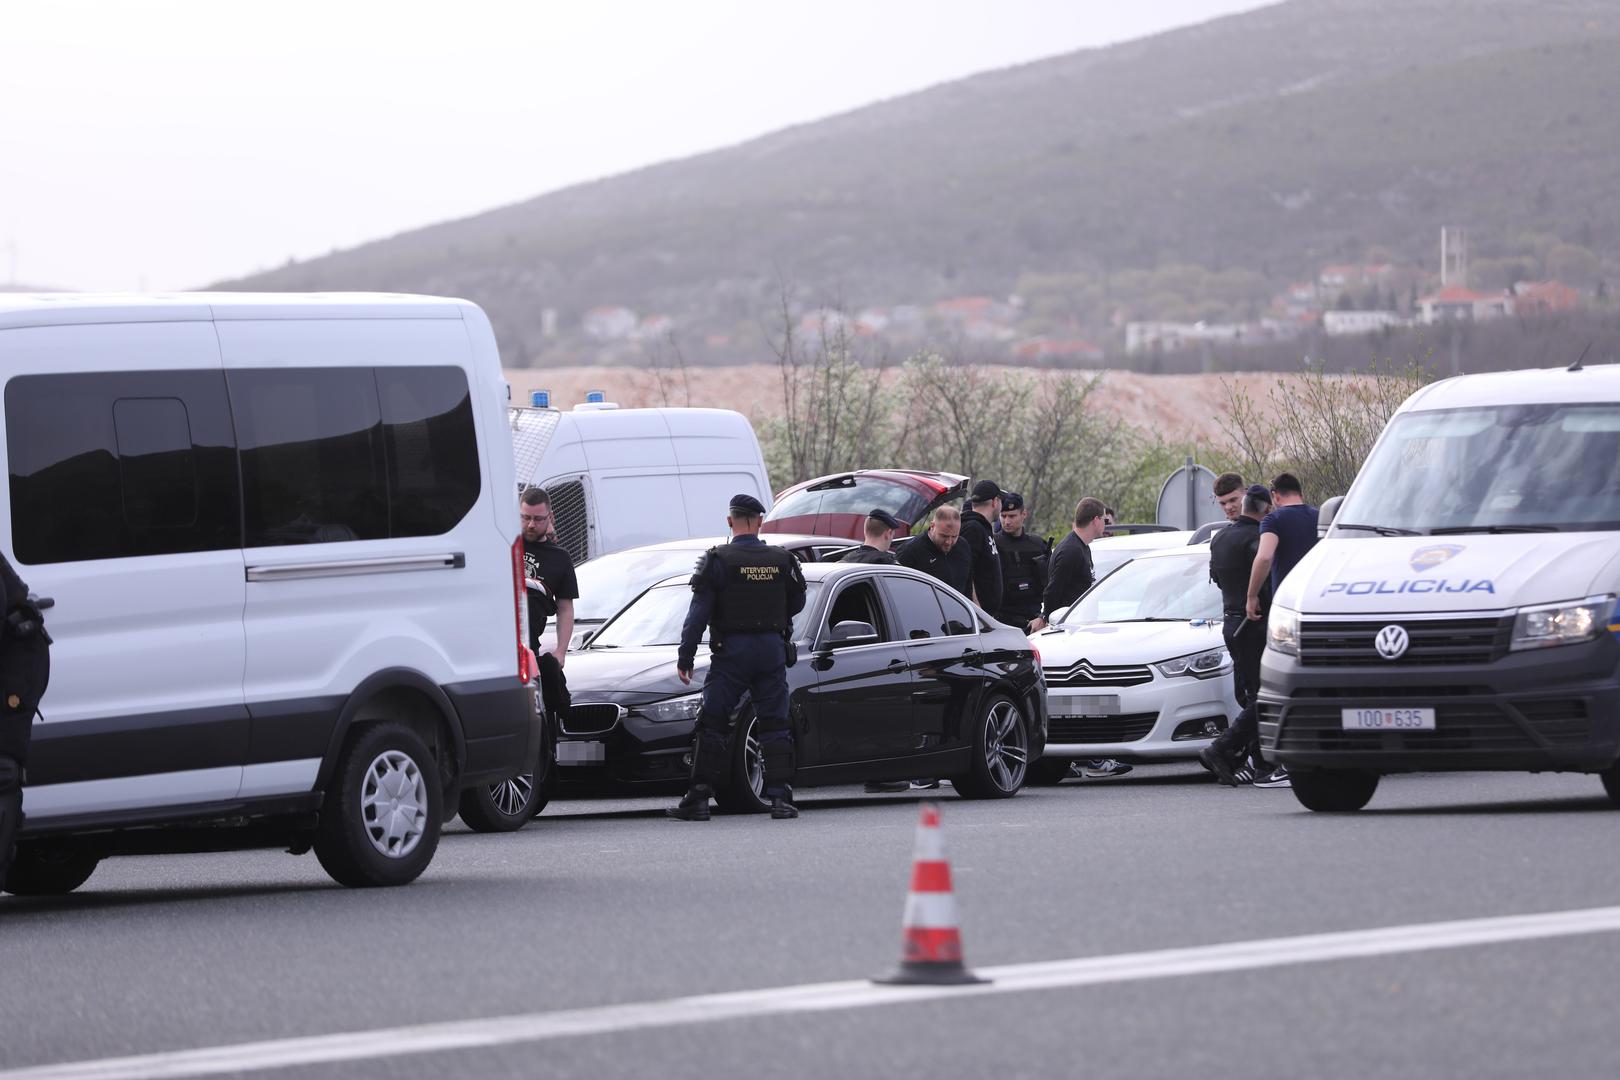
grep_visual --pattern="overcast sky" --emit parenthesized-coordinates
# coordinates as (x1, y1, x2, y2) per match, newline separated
(2, 0, 1270, 291)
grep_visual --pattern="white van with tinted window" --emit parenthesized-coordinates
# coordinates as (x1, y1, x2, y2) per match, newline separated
(1, 293, 537, 892)
(1260, 363, 1620, 812)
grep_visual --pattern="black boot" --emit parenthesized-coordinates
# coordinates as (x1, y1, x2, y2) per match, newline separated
(665, 784, 713, 821)
(770, 793, 798, 820)
(1199, 746, 1240, 788)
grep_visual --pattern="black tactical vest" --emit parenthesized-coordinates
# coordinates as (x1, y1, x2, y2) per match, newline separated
(997, 532, 1047, 617)
(1209, 517, 1266, 616)
(710, 543, 795, 634)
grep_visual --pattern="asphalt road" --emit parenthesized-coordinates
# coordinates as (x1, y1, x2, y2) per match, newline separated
(5, 766, 1620, 1079)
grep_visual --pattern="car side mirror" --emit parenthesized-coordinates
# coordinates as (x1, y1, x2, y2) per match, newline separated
(1318, 495, 1345, 537)
(825, 620, 880, 648)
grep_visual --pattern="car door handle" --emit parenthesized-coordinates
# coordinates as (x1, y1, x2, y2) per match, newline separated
(887, 658, 905, 668)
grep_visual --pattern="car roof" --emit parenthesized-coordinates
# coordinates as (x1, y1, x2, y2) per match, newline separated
(644, 561, 960, 589)
(1092, 530, 1195, 551)
(594, 533, 853, 556)
(1402, 363, 1620, 413)
(1134, 542, 1213, 559)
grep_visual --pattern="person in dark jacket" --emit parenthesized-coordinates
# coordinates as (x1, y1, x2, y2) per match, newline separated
(994, 492, 1048, 632)
(896, 505, 971, 595)
(1201, 484, 1273, 786)
(842, 509, 901, 564)
(1040, 496, 1108, 624)
(960, 480, 1004, 614)
(668, 494, 808, 821)
(0, 552, 50, 887)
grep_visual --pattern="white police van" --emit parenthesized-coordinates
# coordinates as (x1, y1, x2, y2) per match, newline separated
(1, 294, 538, 891)
(1260, 362, 1620, 811)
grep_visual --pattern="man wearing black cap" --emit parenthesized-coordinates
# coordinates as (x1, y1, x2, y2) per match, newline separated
(994, 492, 1049, 633)
(1202, 484, 1273, 786)
(667, 494, 808, 821)
(961, 480, 1004, 614)
(842, 508, 901, 564)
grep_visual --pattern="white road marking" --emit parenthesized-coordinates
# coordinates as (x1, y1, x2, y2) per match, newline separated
(10, 904, 1620, 1079)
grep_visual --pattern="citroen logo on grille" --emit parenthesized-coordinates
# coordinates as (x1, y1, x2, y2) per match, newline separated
(1374, 625, 1410, 661)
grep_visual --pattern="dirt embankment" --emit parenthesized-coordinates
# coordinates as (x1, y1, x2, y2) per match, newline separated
(505, 365, 1294, 447)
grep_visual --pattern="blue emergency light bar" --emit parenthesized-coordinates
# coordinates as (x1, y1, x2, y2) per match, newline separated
(530, 390, 551, 408)
(585, 389, 607, 404)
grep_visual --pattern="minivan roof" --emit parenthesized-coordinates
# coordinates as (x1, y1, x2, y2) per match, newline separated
(1405, 363, 1620, 413)
(0, 292, 466, 331)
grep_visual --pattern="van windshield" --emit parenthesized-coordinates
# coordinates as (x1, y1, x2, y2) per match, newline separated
(1338, 403, 1620, 534)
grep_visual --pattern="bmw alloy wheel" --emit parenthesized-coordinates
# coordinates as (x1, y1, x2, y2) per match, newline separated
(744, 719, 765, 798)
(490, 773, 535, 818)
(984, 700, 1028, 792)
(361, 749, 429, 858)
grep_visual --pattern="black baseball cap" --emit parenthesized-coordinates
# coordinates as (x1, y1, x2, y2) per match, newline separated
(1001, 491, 1024, 511)
(729, 493, 766, 516)
(969, 480, 1002, 503)
(1246, 484, 1271, 502)
(868, 508, 901, 529)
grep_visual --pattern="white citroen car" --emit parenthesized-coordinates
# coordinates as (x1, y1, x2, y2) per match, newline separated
(1030, 544, 1240, 783)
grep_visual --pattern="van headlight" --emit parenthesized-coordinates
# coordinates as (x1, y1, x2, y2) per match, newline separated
(639, 692, 705, 723)
(1510, 596, 1611, 652)
(1267, 607, 1300, 655)
(1156, 648, 1231, 679)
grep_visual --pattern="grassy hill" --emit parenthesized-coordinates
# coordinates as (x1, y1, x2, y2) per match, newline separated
(220, 0, 1620, 365)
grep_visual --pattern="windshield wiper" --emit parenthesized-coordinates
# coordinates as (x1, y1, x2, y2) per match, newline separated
(1334, 523, 1424, 536)
(1429, 524, 1559, 535)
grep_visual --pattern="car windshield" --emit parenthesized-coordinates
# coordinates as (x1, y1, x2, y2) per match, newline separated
(1061, 552, 1222, 624)
(1090, 545, 1148, 584)
(1337, 403, 1620, 534)
(572, 547, 708, 623)
(589, 581, 825, 649)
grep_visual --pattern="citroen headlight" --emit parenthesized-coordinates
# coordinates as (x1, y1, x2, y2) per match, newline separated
(1267, 606, 1300, 655)
(1510, 596, 1611, 652)
(1156, 648, 1231, 679)
(639, 692, 705, 723)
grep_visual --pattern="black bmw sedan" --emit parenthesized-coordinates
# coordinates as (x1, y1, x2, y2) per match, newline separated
(553, 562, 1047, 812)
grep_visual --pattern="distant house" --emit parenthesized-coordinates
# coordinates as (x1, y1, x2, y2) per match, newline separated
(1012, 337, 1104, 363)
(797, 308, 853, 338)
(855, 308, 891, 335)
(583, 305, 638, 341)
(1323, 310, 1405, 337)
(1125, 321, 1245, 354)
(1511, 280, 1581, 315)
(1414, 286, 1513, 325)
(1318, 263, 1394, 290)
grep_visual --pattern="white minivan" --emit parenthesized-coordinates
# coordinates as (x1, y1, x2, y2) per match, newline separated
(1260, 363, 1620, 812)
(1, 293, 538, 891)
(509, 404, 772, 563)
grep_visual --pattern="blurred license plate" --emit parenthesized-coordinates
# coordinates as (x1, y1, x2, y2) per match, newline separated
(1056, 695, 1120, 717)
(557, 740, 606, 764)
(1341, 707, 1436, 731)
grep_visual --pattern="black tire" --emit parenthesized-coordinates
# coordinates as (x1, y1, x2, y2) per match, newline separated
(1290, 767, 1379, 812)
(1027, 758, 1071, 786)
(952, 694, 1029, 799)
(459, 713, 556, 832)
(713, 714, 770, 814)
(4, 841, 100, 896)
(315, 722, 442, 887)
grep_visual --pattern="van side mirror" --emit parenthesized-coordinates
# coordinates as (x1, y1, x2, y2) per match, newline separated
(825, 620, 879, 648)
(1318, 495, 1345, 537)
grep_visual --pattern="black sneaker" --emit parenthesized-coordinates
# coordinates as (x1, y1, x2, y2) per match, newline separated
(771, 795, 799, 819)
(1253, 765, 1291, 789)
(665, 785, 713, 821)
(1082, 759, 1133, 779)
(1199, 747, 1240, 788)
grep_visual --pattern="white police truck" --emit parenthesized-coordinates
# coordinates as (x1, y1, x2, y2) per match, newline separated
(1260, 362, 1620, 811)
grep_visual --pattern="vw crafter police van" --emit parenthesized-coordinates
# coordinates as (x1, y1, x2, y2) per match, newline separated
(1259, 362, 1620, 812)
(0, 294, 538, 892)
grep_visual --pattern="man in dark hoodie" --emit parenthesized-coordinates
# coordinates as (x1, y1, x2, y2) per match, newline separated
(959, 480, 1004, 615)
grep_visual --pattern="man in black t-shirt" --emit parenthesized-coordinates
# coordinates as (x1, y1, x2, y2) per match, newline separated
(520, 487, 580, 666)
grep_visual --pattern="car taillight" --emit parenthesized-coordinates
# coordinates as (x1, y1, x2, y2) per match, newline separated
(1030, 643, 1042, 667)
(512, 537, 533, 683)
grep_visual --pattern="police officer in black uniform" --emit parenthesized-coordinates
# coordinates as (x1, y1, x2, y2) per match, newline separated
(993, 492, 1049, 632)
(0, 552, 51, 885)
(1201, 484, 1273, 786)
(668, 494, 808, 821)
(960, 480, 1004, 613)
(842, 509, 901, 564)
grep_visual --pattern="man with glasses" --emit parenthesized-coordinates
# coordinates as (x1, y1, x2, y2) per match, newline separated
(521, 487, 578, 668)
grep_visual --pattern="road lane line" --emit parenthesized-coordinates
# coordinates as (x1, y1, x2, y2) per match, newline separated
(10, 904, 1620, 1079)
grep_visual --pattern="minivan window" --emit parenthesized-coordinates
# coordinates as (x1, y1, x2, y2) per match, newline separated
(6, 371, 241, 563)
(379, 367, 480, 537)
(1338, 403, 1620, 534)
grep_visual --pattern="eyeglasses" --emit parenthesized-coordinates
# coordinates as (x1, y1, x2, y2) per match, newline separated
(520, 514, 550, 524)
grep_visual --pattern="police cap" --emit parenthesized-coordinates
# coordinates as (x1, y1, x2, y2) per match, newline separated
(868, 508, 901, 530)
(728, 493, 767, 516)
(1001, 491, 1024, 511)
(969, 480, 1002, 503)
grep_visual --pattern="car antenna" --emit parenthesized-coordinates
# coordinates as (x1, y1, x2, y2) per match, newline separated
(1568, 342, 1591, 372)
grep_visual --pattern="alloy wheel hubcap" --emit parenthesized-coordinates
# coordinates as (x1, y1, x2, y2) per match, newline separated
(361, 749, 428, 858)
(745, 721, 765, 798)
(489, 773, 535, 817)
(985, 702, 1028, 791)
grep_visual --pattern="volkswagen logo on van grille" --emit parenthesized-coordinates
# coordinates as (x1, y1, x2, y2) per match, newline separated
(1374, 625, 1411, 661)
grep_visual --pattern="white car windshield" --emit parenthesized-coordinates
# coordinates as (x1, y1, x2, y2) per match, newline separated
(572, 548, 709, 623)
(589, 581, 825, 649)
(1336, 403, 1620, 534)
(1062, 552, 1222, 624)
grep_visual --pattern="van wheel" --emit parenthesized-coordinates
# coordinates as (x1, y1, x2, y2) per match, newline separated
(952, 695, 1029, 799)
(1290, 767, 1379, 812)
(315, 722, 441, 887)
(713, 715, 770, 814)
(4, 841, 100, 896)
(1027, 758, 1071, 786)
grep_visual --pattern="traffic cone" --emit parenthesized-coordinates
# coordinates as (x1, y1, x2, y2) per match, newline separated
(873, 801, 988, 986)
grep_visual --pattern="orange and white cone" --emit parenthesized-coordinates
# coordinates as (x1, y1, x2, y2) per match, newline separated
(873, 801, 988, 986)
